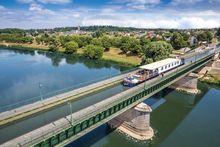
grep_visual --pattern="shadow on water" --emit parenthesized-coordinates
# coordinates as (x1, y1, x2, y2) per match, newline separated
(66, 124, 116, 147)
(65, 83, 210, 147)
(149, 81, 209, 147)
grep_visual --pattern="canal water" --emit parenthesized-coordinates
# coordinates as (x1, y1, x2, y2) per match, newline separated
(1, 48, 220, 146)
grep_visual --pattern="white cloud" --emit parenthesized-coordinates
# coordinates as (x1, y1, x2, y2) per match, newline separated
(0, 5, 219, 29)
(37, 0, 71, 4)
(179, 17, 220, 28)
(111, 0, 160, 10)
(29, 3, 43, 11)
(17, 0, 34, 3)
(0, 5, 5, 11)
(171, 0, 203, 5)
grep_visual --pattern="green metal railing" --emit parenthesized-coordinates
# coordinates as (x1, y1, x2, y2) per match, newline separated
(33, 53, 213, 147)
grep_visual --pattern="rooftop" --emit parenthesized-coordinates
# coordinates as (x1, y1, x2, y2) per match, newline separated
(139, 58, 180, 70)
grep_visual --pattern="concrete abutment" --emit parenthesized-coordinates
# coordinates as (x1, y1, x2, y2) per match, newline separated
(108, 103, 154, 140)
(169, 73, 200, 95)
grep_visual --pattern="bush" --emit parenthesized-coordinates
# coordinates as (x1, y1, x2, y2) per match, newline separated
(65, 41, 78, 54)
(83, 45, 104, 59)
(142, 41, 173, 62)
(49, 44, 58, 52)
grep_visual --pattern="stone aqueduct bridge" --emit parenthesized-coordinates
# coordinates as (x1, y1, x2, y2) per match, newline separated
(1, 45, 220, 147)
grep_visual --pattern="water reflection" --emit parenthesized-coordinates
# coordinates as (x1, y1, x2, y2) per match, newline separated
(0, 48, 130, 112)
(66, 84, 211, 147)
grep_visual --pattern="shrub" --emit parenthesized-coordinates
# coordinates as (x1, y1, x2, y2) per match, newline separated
(83, 45, 104, 59)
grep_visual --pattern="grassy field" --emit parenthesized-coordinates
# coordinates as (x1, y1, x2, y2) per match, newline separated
(102, 48, 141, 66)
(0, 42, 141, 66)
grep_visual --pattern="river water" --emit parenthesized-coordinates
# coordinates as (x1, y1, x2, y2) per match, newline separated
(1, 48, 220, 147)
(68, 84, 220, 147)
(0, 48, 129, 112)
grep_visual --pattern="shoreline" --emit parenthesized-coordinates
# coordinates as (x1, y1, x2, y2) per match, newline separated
(199, 75, 220, 87)
(0, 43, 139, 67)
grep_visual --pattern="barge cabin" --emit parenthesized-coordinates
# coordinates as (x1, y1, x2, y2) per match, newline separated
(123, 58, 182, 87)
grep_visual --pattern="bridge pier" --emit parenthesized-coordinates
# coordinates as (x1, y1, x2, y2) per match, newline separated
(213, 52, 219, 61)
(108, 103, 154, 140)
(169, 73, 199, 95)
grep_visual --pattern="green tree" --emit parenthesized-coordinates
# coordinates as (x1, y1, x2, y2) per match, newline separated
(35, 37, 41, 44)
(65, 41, 78, 54)
(59, 35, 72, 47)
(197, 31, 213, 43)
(181, 32, 190, 41)
(72, 35, 92, 48)
(83, 45, 104, 59)
(140, 36, 150, 46)
(101, 35, 111, 51)
(205, 31, 213, 43)
(110, 36, 121, 48)
(92, 30, 104, 38)
(49, 44, 58, 52)
(216, 28, 220, 37)
(170, 32, 187, 50)
(142, 41, 173, 62)
(120, 36, 140, 54)
(91, 38, 102, 46)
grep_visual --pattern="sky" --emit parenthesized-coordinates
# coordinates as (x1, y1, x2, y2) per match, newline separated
(0, 0, 220, 29)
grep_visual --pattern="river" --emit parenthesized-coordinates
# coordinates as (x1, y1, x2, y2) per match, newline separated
(1, 48, 220, 147)
(0, 48, 129, 112)
(67, 83, 220, 147)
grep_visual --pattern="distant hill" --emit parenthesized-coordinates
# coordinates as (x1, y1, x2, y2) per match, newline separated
(0, 26, 219, 34)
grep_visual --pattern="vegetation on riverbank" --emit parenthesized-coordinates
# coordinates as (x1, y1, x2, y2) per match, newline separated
(200, 74, 220, 86)
(0, 43, 140, 67)
(0, 27, 219, 67)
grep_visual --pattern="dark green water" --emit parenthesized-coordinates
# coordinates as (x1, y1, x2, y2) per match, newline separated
(67, 83, 220, 147)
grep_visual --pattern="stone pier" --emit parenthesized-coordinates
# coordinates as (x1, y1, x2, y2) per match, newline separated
(108, 103, 154, 140)
(213, 52, 219, 61)
(169, 73, 199, 95)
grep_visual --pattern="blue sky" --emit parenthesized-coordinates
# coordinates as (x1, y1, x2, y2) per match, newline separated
(0, 0, 220, 29)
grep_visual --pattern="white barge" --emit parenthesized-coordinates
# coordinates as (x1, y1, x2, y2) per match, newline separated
(123, 58, 183, 87)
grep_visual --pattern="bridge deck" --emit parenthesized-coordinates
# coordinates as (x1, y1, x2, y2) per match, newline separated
(0, 69, 137, 127)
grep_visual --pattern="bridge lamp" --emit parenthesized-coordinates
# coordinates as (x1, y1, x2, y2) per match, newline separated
(68, 102, 73, 125)
(39, 82, 43, 101)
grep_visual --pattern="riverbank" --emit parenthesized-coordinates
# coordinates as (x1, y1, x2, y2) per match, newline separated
(0, 43, 141, 67)
(199, 74, 220, 86)
(199, 59, 220, 86)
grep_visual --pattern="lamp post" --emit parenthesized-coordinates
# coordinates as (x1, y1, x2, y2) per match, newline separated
(39, 82, 43, 101)
(109, 67, 112, 78)
(68, 102, 73, 125)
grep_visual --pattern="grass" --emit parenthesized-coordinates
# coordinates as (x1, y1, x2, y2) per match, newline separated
(102, 48, 141, 66)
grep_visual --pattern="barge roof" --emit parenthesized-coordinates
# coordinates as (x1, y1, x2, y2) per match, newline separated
(139, 58, 180, 70)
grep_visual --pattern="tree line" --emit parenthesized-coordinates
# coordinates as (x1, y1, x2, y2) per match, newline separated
(0, 28, 219, 63)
